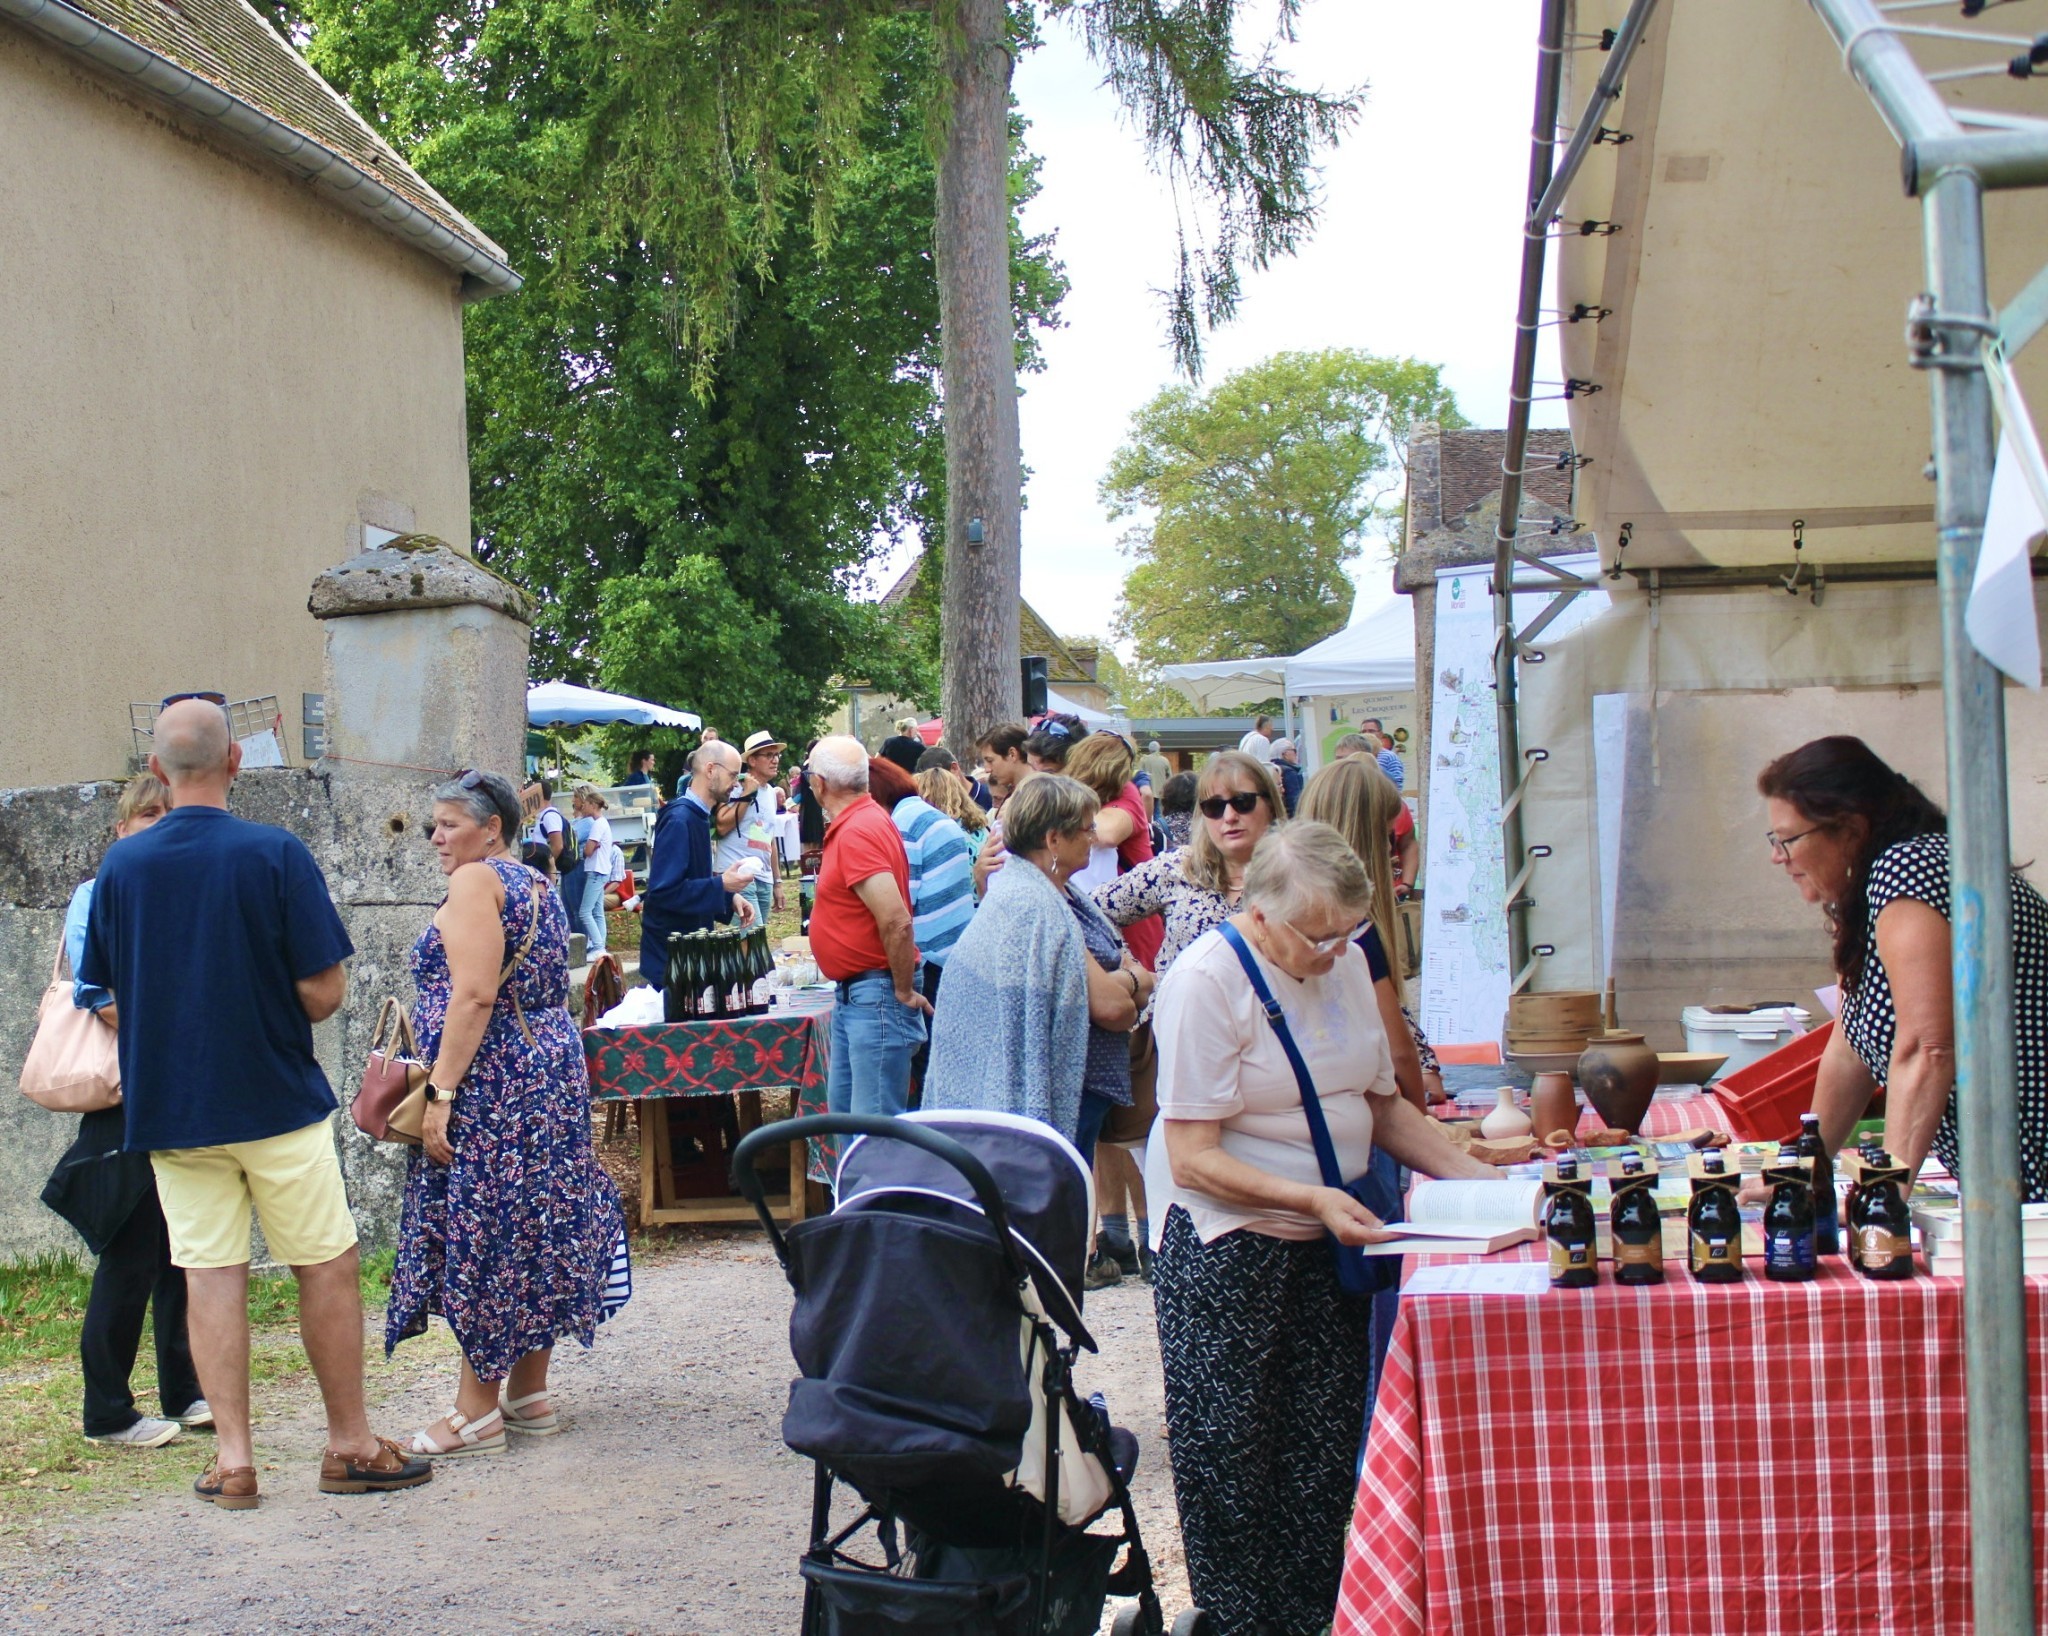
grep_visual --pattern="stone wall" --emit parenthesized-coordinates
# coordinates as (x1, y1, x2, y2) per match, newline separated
(0, 768, 454, 1262)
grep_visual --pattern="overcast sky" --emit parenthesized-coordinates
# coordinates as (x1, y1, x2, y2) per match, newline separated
(865, 1, 1568, 654)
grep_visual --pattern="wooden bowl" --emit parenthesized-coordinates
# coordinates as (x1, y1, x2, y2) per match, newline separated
(1656, 1051, 1729, 1085)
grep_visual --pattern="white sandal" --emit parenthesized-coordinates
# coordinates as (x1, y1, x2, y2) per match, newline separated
(405, 1406, 506, 1459)
(501, 1391, 559, 1436)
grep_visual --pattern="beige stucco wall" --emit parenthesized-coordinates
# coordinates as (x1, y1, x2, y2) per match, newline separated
(0, 35, 475, 787)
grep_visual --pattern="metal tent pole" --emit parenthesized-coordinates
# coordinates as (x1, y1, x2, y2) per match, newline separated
(1493, 0, 1568, 987)
(1808, 1, 2035, 1625)
(1923, 169, 2035, 1636)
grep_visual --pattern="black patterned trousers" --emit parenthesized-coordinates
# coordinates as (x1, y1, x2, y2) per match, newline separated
(1151, 1205, 1374, 1636)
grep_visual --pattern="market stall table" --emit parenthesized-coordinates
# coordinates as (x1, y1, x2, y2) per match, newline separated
(1334, 1238, 2048, 1635)
(585, 1007, 830, 1225)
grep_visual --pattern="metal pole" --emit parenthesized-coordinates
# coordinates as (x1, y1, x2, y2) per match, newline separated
(1493, 0, 1568, 985)
(1923, 166, 2035, 1636)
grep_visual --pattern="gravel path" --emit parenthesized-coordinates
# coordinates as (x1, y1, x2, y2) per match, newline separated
(0, 1234, 1189, 1635)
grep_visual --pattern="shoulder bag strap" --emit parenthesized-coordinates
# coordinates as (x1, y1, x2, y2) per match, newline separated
(50, 933, 69, 987)
(1216, 921, 1346, 1192)
(499, 874, 545, 1050)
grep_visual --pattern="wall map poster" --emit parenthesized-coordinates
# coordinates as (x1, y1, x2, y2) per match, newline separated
(1419, 556, 1604, 1046)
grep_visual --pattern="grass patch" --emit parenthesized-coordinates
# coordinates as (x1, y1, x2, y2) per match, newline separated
(0, 1249, 404, 1527)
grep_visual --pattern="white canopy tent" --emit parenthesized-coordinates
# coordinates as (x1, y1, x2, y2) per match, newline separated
(526, 680, 700, 729)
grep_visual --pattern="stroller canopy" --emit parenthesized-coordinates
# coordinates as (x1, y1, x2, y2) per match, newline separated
(837, 1110, 1096, 1349)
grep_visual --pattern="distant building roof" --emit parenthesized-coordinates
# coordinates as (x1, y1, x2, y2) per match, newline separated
(1436, 427, 1576, 522)
(879, 554, 1094, 686)
(2, 0, 517, 296)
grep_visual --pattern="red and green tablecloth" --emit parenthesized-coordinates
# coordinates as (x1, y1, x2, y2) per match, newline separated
(583, 1011, 832, 1182)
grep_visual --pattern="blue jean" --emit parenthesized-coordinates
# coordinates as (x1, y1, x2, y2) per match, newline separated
(826, 972, 925, 1119)
(743, 874, 774, 928)
(575, 869, 609, 953)
(561, 869, 594, 949)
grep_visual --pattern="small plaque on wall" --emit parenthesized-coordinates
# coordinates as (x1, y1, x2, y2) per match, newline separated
(304, 725, 327, 759)
(303, 693, 326, 725)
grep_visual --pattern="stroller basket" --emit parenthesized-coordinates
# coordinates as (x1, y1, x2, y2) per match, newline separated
(800, 1529, 1117, 1636)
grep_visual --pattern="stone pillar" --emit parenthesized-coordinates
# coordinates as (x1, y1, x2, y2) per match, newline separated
(308, 534, 531, 781)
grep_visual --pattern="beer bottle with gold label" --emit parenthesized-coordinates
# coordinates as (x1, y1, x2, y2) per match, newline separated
(1610, 1154, 1664, 1286)
(1545, 1158, 1598, 1289)
(1850, 1150, 1915, 1279)
(1688, 1150, 1745, 1283)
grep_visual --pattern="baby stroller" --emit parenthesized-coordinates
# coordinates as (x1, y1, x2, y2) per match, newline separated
(733, 1110, 1212, 1636)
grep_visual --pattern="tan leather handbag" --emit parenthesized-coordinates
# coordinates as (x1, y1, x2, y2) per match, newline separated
(19, 937, 122, 1113)
(353, 998, 430, 1145)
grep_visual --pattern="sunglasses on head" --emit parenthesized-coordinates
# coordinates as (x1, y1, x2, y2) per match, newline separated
(1198, 791, 1265, 819)
(456, 769, 489, 790)
(160, 690, 226, 708)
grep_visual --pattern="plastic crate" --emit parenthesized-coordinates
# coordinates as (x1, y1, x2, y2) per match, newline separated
(1705, 1022, 1833, 1143)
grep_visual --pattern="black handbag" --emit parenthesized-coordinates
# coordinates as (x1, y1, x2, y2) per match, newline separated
(1217, 922, 1399, 1296)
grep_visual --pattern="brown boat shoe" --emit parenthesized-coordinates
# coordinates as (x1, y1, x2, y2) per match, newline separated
(318, 1435, 434, 1495)
(193, 1457, 259, 1510)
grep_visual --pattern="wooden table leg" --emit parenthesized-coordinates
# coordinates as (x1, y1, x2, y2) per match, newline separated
(636, 1100, 655, 1222)
(650, 1098, 676, 1216)
(789, 1136, 809, 1222)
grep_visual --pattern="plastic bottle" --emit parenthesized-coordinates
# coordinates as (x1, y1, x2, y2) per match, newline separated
(1688, 1150, 1745, 1283)
(1610, 1154, 1665, 1286)
(1544, 1157, 1598, 1289)
(1763, 1143, 1818, 1282)
(1797, 1113, 1840, 1256)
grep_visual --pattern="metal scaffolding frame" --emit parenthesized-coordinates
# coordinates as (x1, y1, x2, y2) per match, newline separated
(1490, 2, 2038, 1623)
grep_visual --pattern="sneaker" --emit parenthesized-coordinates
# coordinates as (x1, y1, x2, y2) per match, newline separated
(170, 1399, 214, 1430)
(1083, 1249, 1124, 1291)
(86, 1416, 183, 1449)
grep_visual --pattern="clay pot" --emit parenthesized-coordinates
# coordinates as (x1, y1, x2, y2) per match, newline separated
(1479, 1087, 1533, 1140)
(1529, 1070, 1578, 1145)
(1577, 1029, 1661, 1133)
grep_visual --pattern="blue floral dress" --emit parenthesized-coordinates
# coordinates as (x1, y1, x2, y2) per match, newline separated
(386, 856, 628, 1379)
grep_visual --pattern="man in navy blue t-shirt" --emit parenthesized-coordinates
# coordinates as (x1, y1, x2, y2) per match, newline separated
(79, 698, 430, 1508)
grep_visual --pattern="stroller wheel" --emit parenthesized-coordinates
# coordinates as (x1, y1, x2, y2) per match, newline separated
(1111, 1610, 1143, 1636)
(1169, 1613, 1217, 1636)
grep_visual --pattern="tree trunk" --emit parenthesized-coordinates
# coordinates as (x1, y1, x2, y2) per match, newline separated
(935, 0, 1022, 761)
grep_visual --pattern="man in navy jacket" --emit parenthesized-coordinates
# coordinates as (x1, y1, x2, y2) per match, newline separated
(641, 740, 758, 987)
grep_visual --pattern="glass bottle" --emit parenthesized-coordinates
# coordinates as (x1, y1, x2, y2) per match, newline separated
(1763, 1143, 1817, 1282)
(1610, 1154, 1664, 1286)
(1688, 1150, 1745, 1283)
(1797, 1112, 1840, 1256)
(1850, 1151, 1915, 1280)
(1545, 1157, 1598, 1289)
(663, 933, 687, 1023)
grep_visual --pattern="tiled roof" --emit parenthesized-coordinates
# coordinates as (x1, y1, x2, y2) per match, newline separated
(5, 0, 512, 289)
(1438, 428, 1576, 520)
(876, 554, 1091, 684)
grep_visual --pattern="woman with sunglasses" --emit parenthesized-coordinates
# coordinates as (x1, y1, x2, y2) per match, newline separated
(1759, 737, 2048, 1199)
(1144, 822, 1492, 1636)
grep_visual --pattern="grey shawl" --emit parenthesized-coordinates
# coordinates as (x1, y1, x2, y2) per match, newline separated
(922, 855, 1092, 1141)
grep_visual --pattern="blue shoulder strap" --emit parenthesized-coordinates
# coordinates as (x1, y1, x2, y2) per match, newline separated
(1216, 921, 1345, 1192)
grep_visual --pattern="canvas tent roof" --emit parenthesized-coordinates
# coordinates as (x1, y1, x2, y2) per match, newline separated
(1158, 595, 1416, 710)
(1557, 0, 2048, 574)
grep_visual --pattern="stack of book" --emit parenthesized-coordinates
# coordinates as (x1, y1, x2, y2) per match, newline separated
(1912, 1202, 2048, 1277)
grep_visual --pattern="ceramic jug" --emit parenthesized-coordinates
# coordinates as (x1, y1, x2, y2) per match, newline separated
(1577, 1029, 1661, 1132)
(1479, 1087, 1534, 1140)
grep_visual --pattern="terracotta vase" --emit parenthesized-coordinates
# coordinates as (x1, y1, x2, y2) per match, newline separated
(1479, 1087, 1533, 1139)
(1577, 1029, 1661, 1133)
(1529, 1071, 1578, 1145)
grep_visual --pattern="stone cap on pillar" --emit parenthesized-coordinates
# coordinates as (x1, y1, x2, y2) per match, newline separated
(309, 535, 530, 625)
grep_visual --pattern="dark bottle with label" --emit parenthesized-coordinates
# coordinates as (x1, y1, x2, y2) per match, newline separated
(1797, 1112, 1840, 1256)
(1688, 1150, 1745, 1283)
(1610, 1154, 1664, 1286)
(1545, 1158, 1599, 1289)
(1850, 1150, 1916, 1279)
(663, 933, 688, 1023)
(1763, 1144, 1818, 1282)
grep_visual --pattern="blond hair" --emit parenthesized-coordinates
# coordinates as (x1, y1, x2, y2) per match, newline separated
(916, 767, 988, 833)
(1063, 733, 1135, 805)
(1298, 757, 1405, 1001)
(117, 773, 171, 827)
(1181, 750, 1286, 895)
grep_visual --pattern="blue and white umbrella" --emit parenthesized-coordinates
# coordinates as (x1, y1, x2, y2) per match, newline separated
(525, 680, 700, 729)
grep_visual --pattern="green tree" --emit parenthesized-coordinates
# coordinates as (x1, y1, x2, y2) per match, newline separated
(1104, 348, 1465, 668)
(1091, 646, 1199, 718)
(273, 0, 1060, 748)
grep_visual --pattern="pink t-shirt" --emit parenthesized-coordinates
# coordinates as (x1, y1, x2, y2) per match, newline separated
(1144, 928, 1397, 1244)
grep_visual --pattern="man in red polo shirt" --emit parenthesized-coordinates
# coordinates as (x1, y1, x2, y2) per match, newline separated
(807, 735, 928, 1116)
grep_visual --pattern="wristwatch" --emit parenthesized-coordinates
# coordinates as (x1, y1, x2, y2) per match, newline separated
(424, 1079, 462, 1104)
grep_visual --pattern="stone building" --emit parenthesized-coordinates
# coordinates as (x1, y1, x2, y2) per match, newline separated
(0, 0, 516, 787)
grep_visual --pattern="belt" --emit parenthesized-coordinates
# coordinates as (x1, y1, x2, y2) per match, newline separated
(832, 971, 891, 999)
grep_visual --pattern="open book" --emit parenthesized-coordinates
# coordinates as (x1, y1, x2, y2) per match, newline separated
(1359, 1177, 1544, 1258)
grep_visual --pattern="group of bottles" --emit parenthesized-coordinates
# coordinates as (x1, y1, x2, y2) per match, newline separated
(662, 924, 775, 1022)
(1545, 1112, 1909, 1288)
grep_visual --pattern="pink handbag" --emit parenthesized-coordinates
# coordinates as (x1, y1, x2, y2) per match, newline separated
(19, 937, 122, 1113)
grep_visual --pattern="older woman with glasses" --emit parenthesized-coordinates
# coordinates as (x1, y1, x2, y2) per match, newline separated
(1759, 736, 2048, 1198)
(1146, 822, 1492, 1636)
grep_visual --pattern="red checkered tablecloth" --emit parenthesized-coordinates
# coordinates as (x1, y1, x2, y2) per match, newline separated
(1334, 1259, 2048, 1636)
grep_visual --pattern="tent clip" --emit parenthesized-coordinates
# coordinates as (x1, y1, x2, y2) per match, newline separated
(1569, 303, 1614, 324)
(1907, 293, 1998, 370)
(1607, 520, 1634, 580)
(1593, 126, 1633, 144)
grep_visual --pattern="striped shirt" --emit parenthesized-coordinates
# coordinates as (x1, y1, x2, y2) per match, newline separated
(891, 796, 976, 966)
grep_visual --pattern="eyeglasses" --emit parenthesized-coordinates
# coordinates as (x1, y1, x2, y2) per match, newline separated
(1766, 824, 1822, 860)
(1199, 791, 1265, 819)
(160, 691, 226, 708)
(1279, 914, 1368, 956)
(457, 769, 489, 790)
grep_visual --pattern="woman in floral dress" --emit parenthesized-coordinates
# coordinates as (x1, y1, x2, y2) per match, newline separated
(387, 771, 629, 1457)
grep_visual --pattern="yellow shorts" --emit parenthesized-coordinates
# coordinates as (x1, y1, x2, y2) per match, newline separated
(151, 1118, 359, 1270)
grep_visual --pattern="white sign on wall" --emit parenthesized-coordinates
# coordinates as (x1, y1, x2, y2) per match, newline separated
(1417, 557, 1605, 1046)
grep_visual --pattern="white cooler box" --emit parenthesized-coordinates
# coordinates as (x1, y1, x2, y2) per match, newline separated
(1680, 1005, 1812, 1082)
